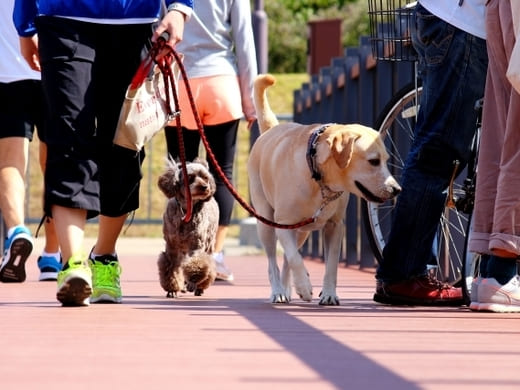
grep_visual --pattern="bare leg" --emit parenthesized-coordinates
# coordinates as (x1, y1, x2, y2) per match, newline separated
(214, 225, 228, 253)
(0, 137, 28, 229)
(51, 205, 86, 262)
(92, 214, 128, 255)
(38, 141, 60, 253)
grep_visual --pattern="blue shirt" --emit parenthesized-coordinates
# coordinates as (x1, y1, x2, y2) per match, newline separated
(14, 0, 193, 37)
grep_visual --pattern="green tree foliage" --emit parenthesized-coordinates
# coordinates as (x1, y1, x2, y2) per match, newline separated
(284, 0, 355, 19)
(263, 0, 369, 73)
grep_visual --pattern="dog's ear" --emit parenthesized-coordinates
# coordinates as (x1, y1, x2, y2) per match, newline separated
(158, 171, 176, 198)
(158, 158, 180, 198)
(329, 132, 359, 169)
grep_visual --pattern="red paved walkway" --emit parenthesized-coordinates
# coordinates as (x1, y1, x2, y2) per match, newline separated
(1, 237, 520, 390)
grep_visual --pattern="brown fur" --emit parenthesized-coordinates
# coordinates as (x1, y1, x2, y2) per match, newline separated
(157, 157, 218, 297)
(248, 74, 401, 305)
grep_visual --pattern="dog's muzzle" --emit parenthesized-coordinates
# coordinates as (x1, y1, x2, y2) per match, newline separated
(355, 180, 401, 203)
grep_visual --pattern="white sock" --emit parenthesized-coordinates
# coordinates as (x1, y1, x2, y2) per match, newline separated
(7, 224, 26, 238)
(41, 250, 60, 260)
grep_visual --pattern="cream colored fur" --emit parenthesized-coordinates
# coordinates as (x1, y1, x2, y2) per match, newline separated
(248, 74, 401, 305)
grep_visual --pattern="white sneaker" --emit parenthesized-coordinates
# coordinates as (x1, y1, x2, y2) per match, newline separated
(469, 277, 480, 311)
(213, 251, 234, 282)
(477, 276, 520, 313)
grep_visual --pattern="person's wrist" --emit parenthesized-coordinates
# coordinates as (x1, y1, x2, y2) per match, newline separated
(167, 3, 192, 20)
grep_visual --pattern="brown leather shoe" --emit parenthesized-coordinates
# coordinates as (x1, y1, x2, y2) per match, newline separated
(373, 275, 464, 306)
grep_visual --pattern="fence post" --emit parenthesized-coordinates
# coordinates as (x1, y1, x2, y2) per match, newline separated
(293, 89, 303, 123)
(309, 74, 321, 123)
(317, 66, 333, 122)
(330, 57, 347, 124)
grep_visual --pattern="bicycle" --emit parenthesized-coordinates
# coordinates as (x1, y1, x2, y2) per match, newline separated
(365, 0, 482, 304)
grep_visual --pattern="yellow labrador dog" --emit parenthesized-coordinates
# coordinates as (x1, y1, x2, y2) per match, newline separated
(248, 74, 401, 305)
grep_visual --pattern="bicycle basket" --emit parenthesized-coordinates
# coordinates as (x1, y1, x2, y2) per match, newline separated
(368, 0, 417, 61)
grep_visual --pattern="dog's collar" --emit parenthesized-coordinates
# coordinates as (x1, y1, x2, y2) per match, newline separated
(306, 124, 345, 218)
(307, 124, 331, 181)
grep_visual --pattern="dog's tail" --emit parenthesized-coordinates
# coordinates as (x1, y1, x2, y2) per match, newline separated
(254, 74, 279, 134)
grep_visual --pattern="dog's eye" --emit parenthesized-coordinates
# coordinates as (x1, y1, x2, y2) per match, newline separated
(188, 174, 196, 184)
(368, 158, 380, 167)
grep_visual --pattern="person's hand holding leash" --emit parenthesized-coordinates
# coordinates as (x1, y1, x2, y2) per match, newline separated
(153, 8, 186, 47)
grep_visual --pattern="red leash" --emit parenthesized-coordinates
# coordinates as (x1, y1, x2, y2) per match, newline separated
(154, 38, 315, 229)
(151, 37, 192, 223)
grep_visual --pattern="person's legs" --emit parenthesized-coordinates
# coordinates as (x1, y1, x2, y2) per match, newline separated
(0, 137, 28, 229)
(0, 79, 41, 282)
(164, 126, 201, 162)
(203, 120, 239, 281)
(89, 23, 153, 303)
(166, 75, 242, 281)
(0, 137, 33, 283)
(37, 143, 59, 251)
(52, 205, 91, 306)
(469, 0, 520, 312)
(36, 97, 61, 281)
(37, 17, 106, 304)
(374, 4, 488, 305)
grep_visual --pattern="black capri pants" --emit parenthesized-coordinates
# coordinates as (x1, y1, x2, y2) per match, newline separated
(36, 16, 153, 219)
(164, 119, 239, 226)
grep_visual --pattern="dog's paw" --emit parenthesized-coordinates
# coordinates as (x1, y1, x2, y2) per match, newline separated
(185, 281, 196, 293)
(318, 291, 340, 306)
(270, 292, 291, 304)
(166, 291, 178, 298)
(293, 274, 313, 302)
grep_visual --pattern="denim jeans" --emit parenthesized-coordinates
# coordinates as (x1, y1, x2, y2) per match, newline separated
(376, 3, 488, 282)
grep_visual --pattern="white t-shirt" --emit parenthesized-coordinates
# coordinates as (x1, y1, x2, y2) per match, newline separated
(419, 0, 486, 40)
(0, 0, 40, 83)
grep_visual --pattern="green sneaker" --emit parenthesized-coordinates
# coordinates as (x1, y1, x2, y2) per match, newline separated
(89, 254, 122, 303)
(57, 255, 92, 306)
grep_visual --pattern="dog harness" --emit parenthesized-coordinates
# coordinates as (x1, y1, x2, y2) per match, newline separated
(306, 124, 345, 218)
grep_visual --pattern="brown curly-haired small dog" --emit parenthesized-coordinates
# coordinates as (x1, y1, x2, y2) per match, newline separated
(157, 157, 218, 297)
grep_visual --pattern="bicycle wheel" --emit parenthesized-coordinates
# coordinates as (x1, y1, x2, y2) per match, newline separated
(363, 83, 470, 285)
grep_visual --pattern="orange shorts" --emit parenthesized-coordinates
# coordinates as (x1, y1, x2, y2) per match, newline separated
(177, 75, 243, 130)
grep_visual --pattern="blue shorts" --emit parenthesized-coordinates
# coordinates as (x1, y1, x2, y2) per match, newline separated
(0, 79, 45, 141)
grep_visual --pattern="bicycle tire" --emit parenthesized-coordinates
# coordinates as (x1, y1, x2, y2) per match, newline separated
(362, 82, 470, 285)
